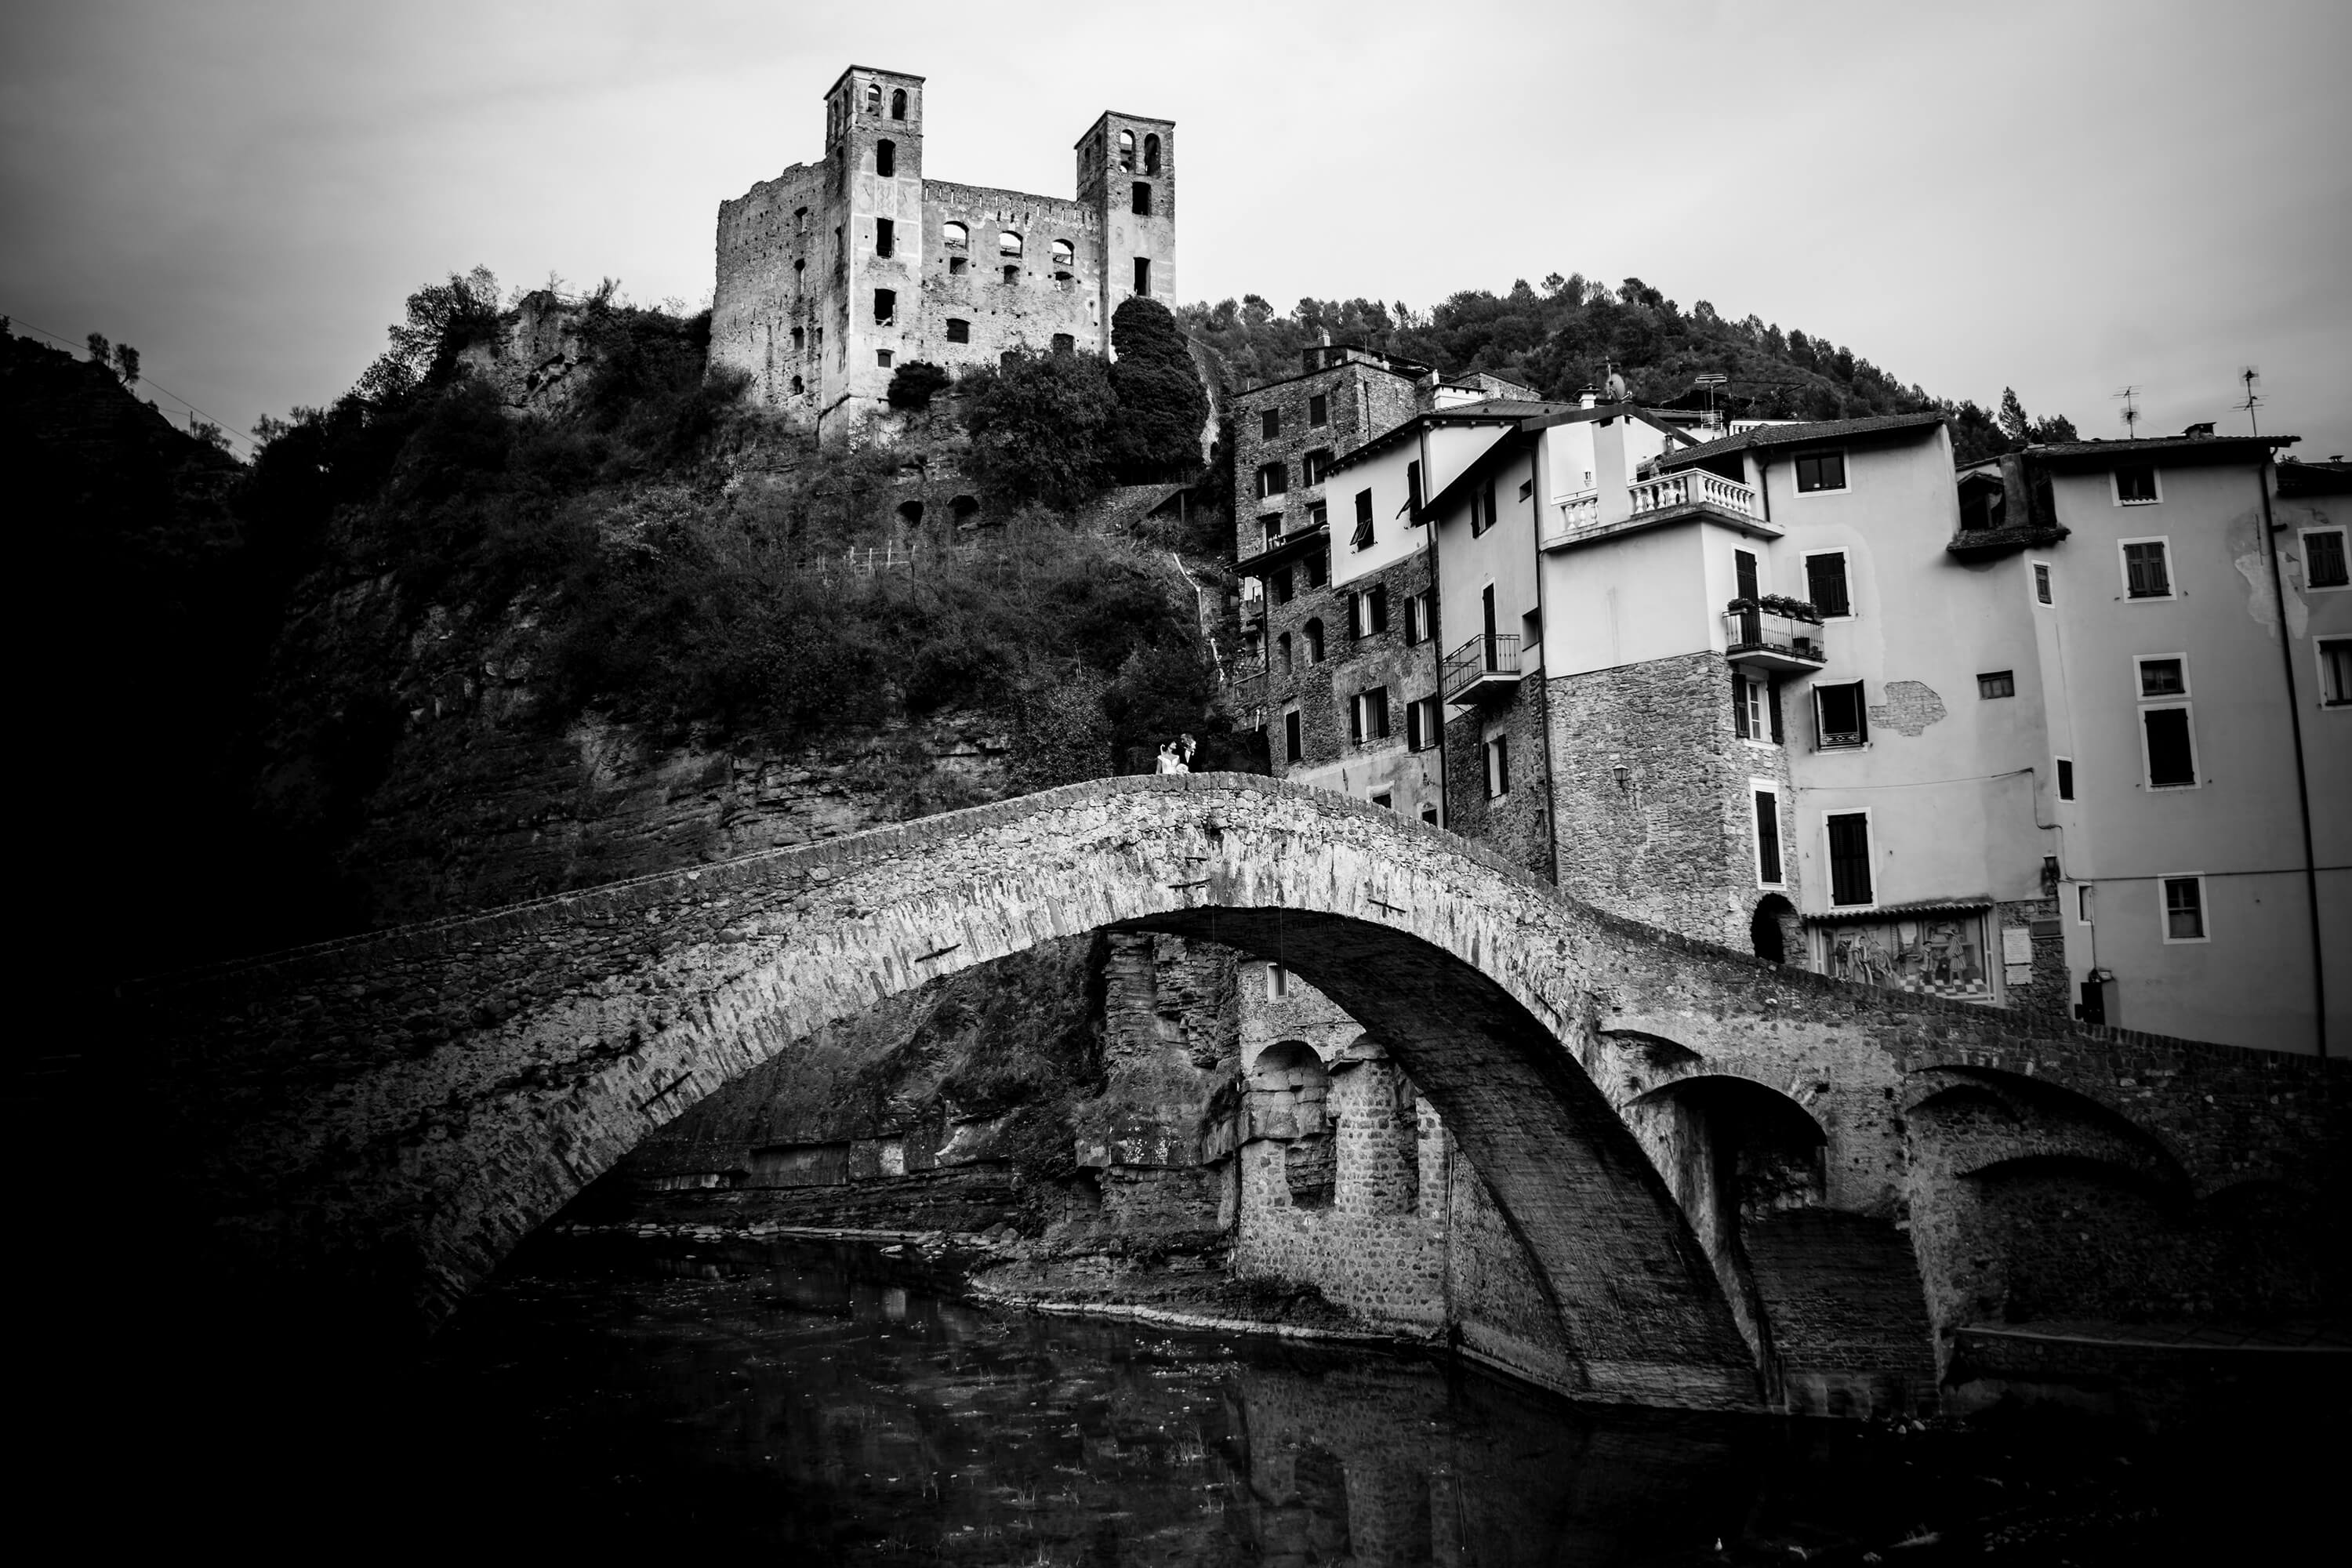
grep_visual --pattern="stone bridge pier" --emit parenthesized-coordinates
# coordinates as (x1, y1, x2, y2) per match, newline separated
(127, 775, 2347, 1415)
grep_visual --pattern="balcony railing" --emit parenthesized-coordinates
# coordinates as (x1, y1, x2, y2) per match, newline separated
(1722, 608, 1826, 670)
(1632, 470, 1761, 520)
(1442, 633, 1522, 704)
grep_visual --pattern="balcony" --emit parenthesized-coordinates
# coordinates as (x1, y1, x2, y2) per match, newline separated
(1442, 633, 1522, 705)
(1541, 470, 1770, 551)
(1723, 601, 1826, 671)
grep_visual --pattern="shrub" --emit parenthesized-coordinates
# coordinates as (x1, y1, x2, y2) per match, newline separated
(960, 350, 1115, 510)
(887, 360, 952, 411)
(1105, 297, 1209, 482)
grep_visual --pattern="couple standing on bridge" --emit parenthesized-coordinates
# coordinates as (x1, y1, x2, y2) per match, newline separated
(1154, 734, 1198, 775)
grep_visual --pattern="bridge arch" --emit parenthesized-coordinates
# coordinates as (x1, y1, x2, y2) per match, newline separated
(134, 774, 2343, 1414)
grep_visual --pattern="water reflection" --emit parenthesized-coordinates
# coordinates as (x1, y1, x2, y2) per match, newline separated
(431, 1234, 1755, 1561)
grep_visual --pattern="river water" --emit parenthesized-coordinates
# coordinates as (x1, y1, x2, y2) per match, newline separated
(401, 1233, 2313, 1564)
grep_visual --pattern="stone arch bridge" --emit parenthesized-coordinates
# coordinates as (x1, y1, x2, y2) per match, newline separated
(130, 775, 2343, 1414)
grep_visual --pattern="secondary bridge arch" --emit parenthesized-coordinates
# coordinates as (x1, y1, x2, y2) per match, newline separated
(130, 774, 2343, 1413)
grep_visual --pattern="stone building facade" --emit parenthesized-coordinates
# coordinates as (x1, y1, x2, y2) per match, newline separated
(711, 65, 1176, 439)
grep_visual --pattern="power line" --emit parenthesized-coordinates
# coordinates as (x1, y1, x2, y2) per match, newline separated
(2, 311, 256, 453)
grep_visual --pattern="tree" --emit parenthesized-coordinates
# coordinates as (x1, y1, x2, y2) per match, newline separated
(961, 350, 1116, 510)
(114, 343, 140, 386)
(356, 265, 503, 405)
(887, 360, 951, 412)
(2031, 412, 2079, 443)
(87, 332, 111, 365)
(1105, 297, 1210, 483)
(1998, 387, 2032, 445)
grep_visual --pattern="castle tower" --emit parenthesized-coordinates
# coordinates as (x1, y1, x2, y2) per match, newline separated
(1075, 111, 1176, 353)
(823, 66, 926, 425)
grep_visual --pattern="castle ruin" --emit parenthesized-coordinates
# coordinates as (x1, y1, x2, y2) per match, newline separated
(711, 65, 1176, 439)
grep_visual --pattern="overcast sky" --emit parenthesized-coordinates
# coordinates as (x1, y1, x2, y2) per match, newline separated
(5, 0, 2347, 456)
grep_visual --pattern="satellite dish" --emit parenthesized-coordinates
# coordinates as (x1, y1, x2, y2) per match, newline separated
(1604, 371, 1629, 401)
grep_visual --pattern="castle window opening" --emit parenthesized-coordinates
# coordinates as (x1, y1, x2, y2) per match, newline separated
(1132, 182, 1152, 216)
(1284, 709, 1302, 762)
(1272, 567, 1295, 604)
(1000, 350, 1019, 368)
(794, 257, 806, 274)
(1420, 803, 1439, 825)
(1278, 633, 1293, 673)
(946, 318, 970, 343)
(789, 375, 804, 394)
(876, 140, 896, 176)
(951, 495, 979, 522)
(1308, 392, 1327, 426)
(1051, 238, 1074, 267)
(876, 349, 893, 368)
(942, 221, 968, 249)
(1053, 270, 1074, 291)
(1143, 132, 1160, 173)
(1117, 129, 1134, 170)
(1002, 264, 1020, 285)
(873, 288, 897, 325)
(874, 217, 895, 257)
(1051, 332, 1075, 354)
(889, 87, 907, 119)
(898, 499, 924, 524)
(1304, 550, 1327, 589)
(791, 326, 805, 350)
(949, 256, 967, 275)
(999, 230, 1023, 256)
(1133, 256, 1152, 294)
(1305, 618, 1326, 662)
(1261, 408, 1281, 439)
(863, 82, 881, 114)
(794, 206, 808, 232)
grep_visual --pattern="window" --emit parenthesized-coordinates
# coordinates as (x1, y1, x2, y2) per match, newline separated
(1260, 514, 1281, 546)
(1051, 332, 1074, 354)
(874, 216, 895, 256)
(1051, 238, 1073, 267)
(1365, 586, 1388, 634)
(1815, 681, 1868, 748)
(2114, 466, 2161, 505)
(1350, 687, 1390, 744)
(1826, 812, 1874, 906)
(1303, 448, 1334, 485)
(1116, 129, 1134, 171)
(876, 140, 896, 177)
(1754, 789, 1783, 886)
(2324, 638, 2352, 706)
(1517, 478, 1534, 502)
(2122, 538, 2173, 599)
(1276, 633, 1293, 673)
(1267, 960, 1288, 998)
(1421, 803, 1439, 826)
(2136, 655, 2187, 698)
(863, 82, 881, 114)
(1977, 670, 2016, 699)
(1308, 500, 1328, 531)
(1806, 551, 1852, 618)
(1134, 257, 1152, 293)
(2056, 757, 2074, 800)
(2033, 562, 2054, 604)
(1283, 710, 1302, 763)
(1002, 264, 1020, 285)
(1406, 695, 1440, 751)
(2077, 884, 2096, 924)
(1352, 488, 1374, 550)
(942, 222, 968, 250)
(1733, 673, 1769, 740)
(1272, 568, 1294, 604)
(1406, 461, 1422, 515)
(2142, 706, 2197, 788)
(1404, 593, 1428, 645)
(795, 205, 808, 233)
(890, 87, 907, 119)
(1261, 408, 1280, 439)
(873, 288, 896, 325)
(1258, 461, 1288, 499)
(875, 349, 893, 368)
(1485, 735, 1511, 798)
(1308, 392, 1328, 426)
(1734, 547, 1759, 603)
(1795, 451, 1848, 493)
(945, 318, 970, 344)
(2160, 876, 2207, 942)
(1143, 132, 1161, 174)
(790, 325, 805, 351)
(1304, 551, 1328, 589)
(949, 256, 967, 275)
(1371, 791, 1392, 811)
(999, 230, 1022, 256)
(2304, 528, 2349, 589)
(1304, 619, 1325, 662)
(1471, 477, 1497, 535)
(1131, 182, 1152, 216)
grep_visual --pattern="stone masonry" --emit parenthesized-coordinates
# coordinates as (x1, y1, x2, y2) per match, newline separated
(129, 773, 2348, 1414)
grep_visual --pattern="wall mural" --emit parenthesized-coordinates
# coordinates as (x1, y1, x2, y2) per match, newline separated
(1813, 910, 1993, 1002)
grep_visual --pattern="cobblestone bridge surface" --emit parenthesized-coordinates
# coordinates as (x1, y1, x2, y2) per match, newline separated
(130, 774, 2344, 1412)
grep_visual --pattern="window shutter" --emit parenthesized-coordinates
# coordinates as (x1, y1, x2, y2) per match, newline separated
(1827, 813, 1873, 905)
(1755, 793, 1782, 884)
(1349, 696, 1363, 745)
(1768, 679, 1785, 743)
(1735, 550, 1759, 602)
(1806, 553, 1850, 617)
(1732, 669, 1750, 739)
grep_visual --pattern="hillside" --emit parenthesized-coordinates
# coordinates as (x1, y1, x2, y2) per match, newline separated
(1180, 278, 2078, 460)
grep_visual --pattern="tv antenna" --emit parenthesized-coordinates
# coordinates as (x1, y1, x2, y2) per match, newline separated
(2236, 366, 2263, 437)
(1694, 372, 1728, 427)
(2113, 385, 2141, 439)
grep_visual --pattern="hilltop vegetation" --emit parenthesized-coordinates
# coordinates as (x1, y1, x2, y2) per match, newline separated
(1179, 278, 2078, 461)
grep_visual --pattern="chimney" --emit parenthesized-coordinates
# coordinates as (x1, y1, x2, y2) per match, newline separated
(1577, 387, 1599, 409)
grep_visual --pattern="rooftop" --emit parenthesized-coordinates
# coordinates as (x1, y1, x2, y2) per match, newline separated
(1657, 411, 1947, 471)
